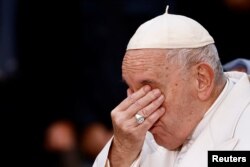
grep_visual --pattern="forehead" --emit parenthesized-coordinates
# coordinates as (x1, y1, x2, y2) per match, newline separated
(122, 49, 167, 72)
(122, 49, 183, 90)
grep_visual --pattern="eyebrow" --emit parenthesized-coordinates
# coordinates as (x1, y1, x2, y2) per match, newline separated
(122, 77, 155, 86)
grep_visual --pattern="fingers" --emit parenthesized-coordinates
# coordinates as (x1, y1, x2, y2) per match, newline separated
(112, 85, 165, 131)
(117, 85, 151, 110)
(136, 94, 164, 118)
(109, 85, 166, 164)
(115, 85, 164, 120)
(139, 107, 165, 131)
(127, 88, 133, 96)
(126, 89, 162, 117)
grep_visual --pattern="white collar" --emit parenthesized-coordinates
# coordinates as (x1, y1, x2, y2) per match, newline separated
(190, 78, 234, 141)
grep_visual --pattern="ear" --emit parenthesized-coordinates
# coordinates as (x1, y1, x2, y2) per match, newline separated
(195, 63, 215, 101)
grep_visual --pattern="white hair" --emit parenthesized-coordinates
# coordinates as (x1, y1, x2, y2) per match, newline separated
(165, 44, 224, 83)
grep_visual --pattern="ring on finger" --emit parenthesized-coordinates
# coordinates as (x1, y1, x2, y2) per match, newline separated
(135, 113, 145, 124)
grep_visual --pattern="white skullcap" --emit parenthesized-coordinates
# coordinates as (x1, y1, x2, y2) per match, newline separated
(127, 6, 214, 50)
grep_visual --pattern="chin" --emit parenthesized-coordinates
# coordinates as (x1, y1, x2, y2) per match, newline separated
(150, 128, 183, 151)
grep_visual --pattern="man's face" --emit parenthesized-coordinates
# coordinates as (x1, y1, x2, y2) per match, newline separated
(122, 49, 200, 150)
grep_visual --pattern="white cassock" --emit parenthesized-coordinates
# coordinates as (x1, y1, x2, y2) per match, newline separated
(93, 71, 250, 167)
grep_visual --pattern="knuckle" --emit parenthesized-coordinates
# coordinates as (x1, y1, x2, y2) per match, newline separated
(115, 117, 126, 128)
(127, 94, 135, 103)
(111, 110, 121, 122)
(111, 109, 116, 118)
(141, 108, 149, 117)
(134, 100, 143, 108)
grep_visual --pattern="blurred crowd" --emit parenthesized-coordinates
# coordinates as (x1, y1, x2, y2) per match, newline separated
(1, 0, 249, 166)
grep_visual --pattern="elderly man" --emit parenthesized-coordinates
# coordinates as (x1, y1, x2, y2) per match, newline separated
(93, 6, 250, 167)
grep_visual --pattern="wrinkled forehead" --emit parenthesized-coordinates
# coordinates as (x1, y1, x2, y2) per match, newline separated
(122, 49, 167, 71)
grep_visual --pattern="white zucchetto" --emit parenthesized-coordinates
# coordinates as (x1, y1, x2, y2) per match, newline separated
(127, 6, 214, 50)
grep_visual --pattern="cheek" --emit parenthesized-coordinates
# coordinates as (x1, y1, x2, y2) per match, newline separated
(160, 85, 190, 121)
(161, 86, 180, 110)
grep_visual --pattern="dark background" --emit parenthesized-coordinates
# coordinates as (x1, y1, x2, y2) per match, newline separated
(1, 0, 249, 166)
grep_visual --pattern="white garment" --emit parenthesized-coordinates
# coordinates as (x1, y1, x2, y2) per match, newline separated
(93, 71, 250, 167)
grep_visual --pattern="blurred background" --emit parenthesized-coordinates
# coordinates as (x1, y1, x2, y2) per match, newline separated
(1, 0, 249, 166)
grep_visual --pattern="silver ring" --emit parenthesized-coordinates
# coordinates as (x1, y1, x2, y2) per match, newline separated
(135, 114, 145, 124)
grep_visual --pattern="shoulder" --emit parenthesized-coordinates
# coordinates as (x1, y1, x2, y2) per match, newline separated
(234, 103, 250, 149)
